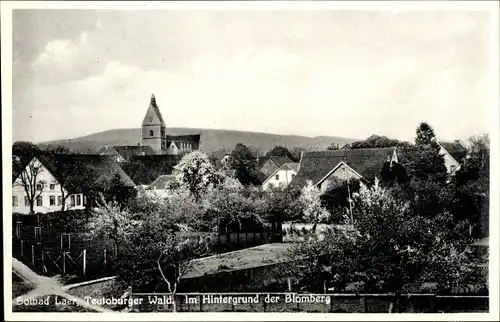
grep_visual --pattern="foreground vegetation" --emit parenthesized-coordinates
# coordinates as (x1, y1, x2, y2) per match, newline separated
(13, 122, 489, 313)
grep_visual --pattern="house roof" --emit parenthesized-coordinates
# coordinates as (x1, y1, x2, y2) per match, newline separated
(259, 155, 294, 168)
(282, 162, 299, 172)
(24, 153, 136, 193)
(182, 243, 295, 279)
(439, 141, 468, 163)
(97, 145, 120, 156)
(113, 145, 155, 160)
(121, 154, 182, 185)
(262, 163, 300, 186)
(291, 147, 396, 187)
(149, 174, 177, 190)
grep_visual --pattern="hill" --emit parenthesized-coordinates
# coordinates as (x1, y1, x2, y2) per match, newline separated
(40, 127, 358, 155)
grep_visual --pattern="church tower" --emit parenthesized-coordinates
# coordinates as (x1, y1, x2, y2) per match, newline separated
(142, 94, 166, 153)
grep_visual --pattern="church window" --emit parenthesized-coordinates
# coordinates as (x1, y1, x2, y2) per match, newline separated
(150, 130, 154, 137)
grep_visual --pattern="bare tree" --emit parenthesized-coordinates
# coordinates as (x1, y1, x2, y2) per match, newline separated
(157, 236, 212, 312)
(18, 157, 47, 215)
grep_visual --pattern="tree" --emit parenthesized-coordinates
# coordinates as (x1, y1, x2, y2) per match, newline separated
(115, 203, 212, 311)
(261, 185, 303, 224)
(266, 146, 297, 162)
(278, 226, 358, 293)
(16, 157, 46, 215)
(157, 236, 212, 312)
(230, 143, 261, 185)
(173, 151, 224, 201)
(86, 194, 139, 260)
(415, 122, 437, 146)
(327, 143, 340, 151)
(12, 141, 41, 182)
(290, 147, 306, 161)
(203, 183, 265, 234)
(348, 135, 404, 150)
(449, 134, 490, 238)
(320, 179, 361, 223)
(283, 179, 485, 312)
(299, 181, 331, 228)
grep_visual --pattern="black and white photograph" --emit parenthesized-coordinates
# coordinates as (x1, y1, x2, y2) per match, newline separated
(2, 1, 499, 320)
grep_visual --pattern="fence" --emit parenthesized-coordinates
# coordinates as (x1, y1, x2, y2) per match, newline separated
(12, 223, 116, 281)
(127, 292, 489, 313)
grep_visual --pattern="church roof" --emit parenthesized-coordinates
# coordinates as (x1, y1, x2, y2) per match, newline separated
(290, 147, 396, 187)
(166, 134, 201, 143)
(142, 94, 166, 127)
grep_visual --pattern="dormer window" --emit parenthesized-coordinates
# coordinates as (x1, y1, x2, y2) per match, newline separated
(150, 130, 154, 137)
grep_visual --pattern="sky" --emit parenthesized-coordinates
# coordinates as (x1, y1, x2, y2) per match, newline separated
(11, 8, 492, 143)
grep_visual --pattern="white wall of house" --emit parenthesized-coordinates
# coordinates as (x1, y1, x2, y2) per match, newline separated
(439, 146, 461, 175)
(262, 168, 297, 191)
(12, 158, 85, 214)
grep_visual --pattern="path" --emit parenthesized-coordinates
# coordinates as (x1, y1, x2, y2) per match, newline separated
(12, 258, 114, 312)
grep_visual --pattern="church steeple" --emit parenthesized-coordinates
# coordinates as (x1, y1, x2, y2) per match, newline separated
(142, 93, 167, 152)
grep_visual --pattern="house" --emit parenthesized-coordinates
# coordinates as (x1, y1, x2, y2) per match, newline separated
(290, 147, 398, 191)
(262, 163, 300, 191)
(12, 153, 135, 214)
(259, 155, 295, 177)
(438, 140, 468, 176)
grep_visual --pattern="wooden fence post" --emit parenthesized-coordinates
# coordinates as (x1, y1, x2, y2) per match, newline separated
(21, 240, 24, 257)
(104, 249, 107, 268)
(83, 249, 87, 276)
(31, 245, 35, 266)
(63, 251, 66, 274)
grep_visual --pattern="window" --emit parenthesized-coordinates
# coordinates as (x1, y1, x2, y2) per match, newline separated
(12, 196, 18, 207)
(49, 196, 56, 206)
(275, 174, 280, 180)
(25, 197, 29, 206)
(76, 195, 81, 206)
(36, 184, 42, 191)
(150, 130, 154, 137)
(83, 195, 87, 206)
(49, 184, 55, 190)
(57, 196, 62, 206)
(36, 196, 42, 206)
(70, 195, 76, 207)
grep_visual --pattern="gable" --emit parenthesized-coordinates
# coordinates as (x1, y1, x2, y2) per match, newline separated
(13, 157, 61, 188)
(318, 162, 363, 190)
(291, 147, 395, 187)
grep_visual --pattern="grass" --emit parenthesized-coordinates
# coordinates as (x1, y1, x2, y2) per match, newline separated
(12, 273, 35, 299)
